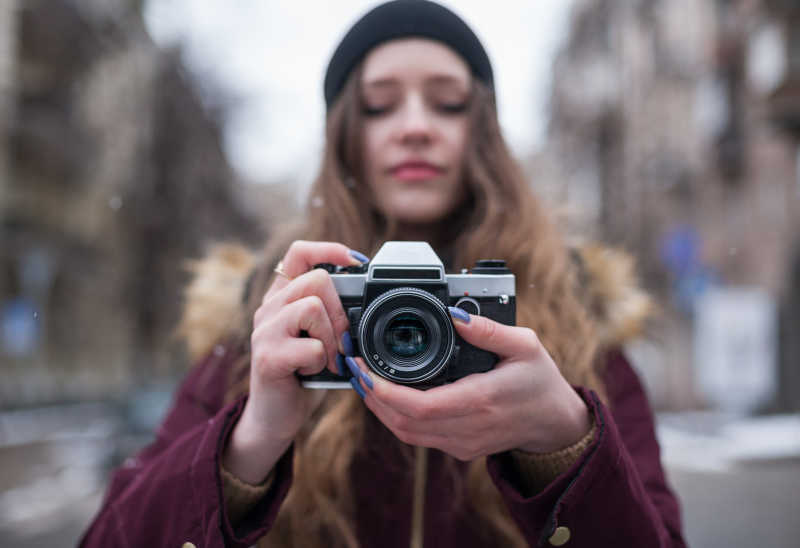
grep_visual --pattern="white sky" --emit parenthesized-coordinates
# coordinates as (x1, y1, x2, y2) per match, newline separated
(143, 1, 574, 189)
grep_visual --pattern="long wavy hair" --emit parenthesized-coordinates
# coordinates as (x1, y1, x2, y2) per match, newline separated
(224, 62, 605, 547)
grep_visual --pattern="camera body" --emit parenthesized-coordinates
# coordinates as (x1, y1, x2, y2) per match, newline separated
(300, 241, 515, 389)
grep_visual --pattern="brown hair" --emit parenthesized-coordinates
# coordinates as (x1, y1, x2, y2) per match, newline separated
(227, 62, 604, 547)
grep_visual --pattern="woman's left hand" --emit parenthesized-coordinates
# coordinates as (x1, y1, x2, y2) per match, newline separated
(351, 312, 593, 460)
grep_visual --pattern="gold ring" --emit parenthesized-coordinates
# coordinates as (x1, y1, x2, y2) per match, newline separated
(273, 261, 292, 280)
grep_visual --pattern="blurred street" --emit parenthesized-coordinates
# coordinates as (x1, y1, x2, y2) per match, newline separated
(2, 0, 800, 546)
(1, 399, 798, 548)
(0, 394, 170, 548)
(658, 413, 800, 548)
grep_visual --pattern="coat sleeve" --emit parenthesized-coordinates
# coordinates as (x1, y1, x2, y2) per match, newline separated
(486, 349, 686, 547)
(78, 347, 294, 548)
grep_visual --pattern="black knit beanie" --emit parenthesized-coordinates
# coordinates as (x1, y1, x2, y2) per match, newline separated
(323, 0, 494, 110)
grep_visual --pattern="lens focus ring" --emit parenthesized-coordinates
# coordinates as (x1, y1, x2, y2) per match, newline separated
(357, 287, 454, 384)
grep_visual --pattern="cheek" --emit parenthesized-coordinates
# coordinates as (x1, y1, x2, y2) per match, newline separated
(362, 125, 388, 176)
(445, 121, 469, 167)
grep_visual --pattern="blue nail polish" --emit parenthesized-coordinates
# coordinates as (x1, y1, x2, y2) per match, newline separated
(349, 250, 370, 264)
(350, 377, 366, 399)
(360, 370, 374, 390)
(448, 306, 471, 324)
(345, 356, 360, 378)
(342, 331, 355, 356)
(335, 354, 346, 376)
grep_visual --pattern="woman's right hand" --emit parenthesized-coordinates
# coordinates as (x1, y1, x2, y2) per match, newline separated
(222, 241, 368, 484)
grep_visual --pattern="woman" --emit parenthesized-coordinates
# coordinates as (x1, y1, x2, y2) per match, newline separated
(81, 1, 686, 547)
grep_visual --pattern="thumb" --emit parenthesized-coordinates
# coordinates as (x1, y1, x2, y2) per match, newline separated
(448, 307, 540, 359)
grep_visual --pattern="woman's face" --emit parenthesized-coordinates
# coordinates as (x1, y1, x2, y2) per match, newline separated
(359, 38, 471, 226)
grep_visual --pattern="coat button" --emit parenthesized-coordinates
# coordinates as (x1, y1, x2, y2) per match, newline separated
(182, 543, 196, 548)
(549, 526, 571, 546)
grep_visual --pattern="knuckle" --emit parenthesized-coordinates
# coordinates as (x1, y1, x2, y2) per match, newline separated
(250, 320, 270, 346)
(288, 240, 305, 254)
(307, 267, 329, 286)
(481, 317, 499, 342)
(285, 241, 300, 259)
(477, 386, 497, 410)
(413, 401, 436, 420)
(333, 310, 349, 335)
(311, 339, 326, 362)
(392, 413, 411, 432)
(250, 350, 270, 380)
(254, 302, 274, 325)
(523, 327, 541, 353)
(329, 292, 347, 322)
(304, 295, 325, 316)
(261, 288, 279, 307)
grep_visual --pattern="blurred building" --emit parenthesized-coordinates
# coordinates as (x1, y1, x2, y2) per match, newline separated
(536, 0, 800, 410)
(0, 0, 282, 407)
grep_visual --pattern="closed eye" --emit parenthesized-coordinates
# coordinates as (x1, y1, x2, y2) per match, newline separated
(438, 103, 467, 114)
(362, 105, 390, 117)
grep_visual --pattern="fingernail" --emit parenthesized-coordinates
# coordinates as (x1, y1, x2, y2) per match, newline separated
(349, 249, 370, 264)
(448, 306, 471, 324)
(350, 377, 366, 399)
(335, 354, 346, 376)
(345, 356, 360, 378)
(360, 370, 374, 390)
(344, 356, 373, 389)
(342, 331, 354, 356)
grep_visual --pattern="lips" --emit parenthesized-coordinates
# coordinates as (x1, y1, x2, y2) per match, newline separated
(388, 161, 445, 181)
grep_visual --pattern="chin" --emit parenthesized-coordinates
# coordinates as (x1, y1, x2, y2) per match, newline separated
(383, 189, 456, 221)
(391, 209, 450, 225)
(384, 198, 443, 221)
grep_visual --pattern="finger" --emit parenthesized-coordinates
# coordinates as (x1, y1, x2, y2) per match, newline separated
(364, 390, 485, 439)
(363, 394, 447, 448)
(350, 357, 479, 420)
(267, 268, 351, 350)
(364, 393, 500, 460)
(268, 241, 368, 294)
(254, 295, 338, 374)
(251, 336, 327, 380)
(449, 310, 542, 359)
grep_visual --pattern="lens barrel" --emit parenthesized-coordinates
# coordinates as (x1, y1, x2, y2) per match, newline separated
(357, 287, 454, 384)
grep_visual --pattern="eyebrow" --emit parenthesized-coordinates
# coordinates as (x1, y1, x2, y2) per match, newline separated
(363, 74, 469, 90)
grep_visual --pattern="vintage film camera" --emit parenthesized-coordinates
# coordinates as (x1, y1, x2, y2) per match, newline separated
(300, 241, 515, 389)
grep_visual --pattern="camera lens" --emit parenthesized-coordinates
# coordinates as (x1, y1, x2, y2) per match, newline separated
(358, 287, 455, 384)
(384, 313, 429, 358)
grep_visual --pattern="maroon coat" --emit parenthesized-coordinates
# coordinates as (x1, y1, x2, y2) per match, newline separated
(80, 344, 686, 547)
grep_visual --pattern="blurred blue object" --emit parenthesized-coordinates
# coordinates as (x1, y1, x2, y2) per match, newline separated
(659, 225, 721, 312)
(660, 224, 701, 277)
(1, 298, 40, 357)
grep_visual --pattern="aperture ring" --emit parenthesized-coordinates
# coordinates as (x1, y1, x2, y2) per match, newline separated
(357, 287, 455, 384)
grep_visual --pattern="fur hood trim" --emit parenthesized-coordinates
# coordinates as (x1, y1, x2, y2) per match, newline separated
(176, 243, 257, 363)
(574, 244, 655, 348)
(177, 243, 653, 363)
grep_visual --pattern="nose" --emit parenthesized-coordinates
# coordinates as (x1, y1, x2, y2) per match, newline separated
(397, 94, 433, 146)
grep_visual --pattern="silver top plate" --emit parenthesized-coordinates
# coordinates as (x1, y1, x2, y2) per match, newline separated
(368, 241, 444, 282)
(447, 274, 515, 297)
(329, 242, 515, 297)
